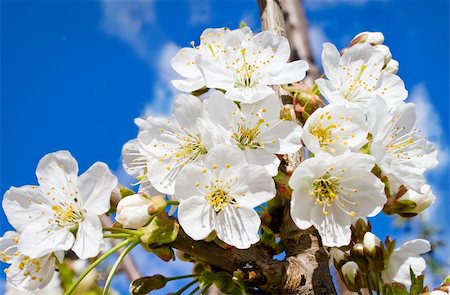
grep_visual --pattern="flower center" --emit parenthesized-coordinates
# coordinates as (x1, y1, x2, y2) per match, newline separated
(339, 63, 375, 101)
(205, 181, 236, 212)
(311, 173, 340, 205)
(51, 201, 84, 228)
(233, 118, 264, 150)
(310, 121, 338, 151)
(310, 171, 357, 217)
(176, 133, 206, 161)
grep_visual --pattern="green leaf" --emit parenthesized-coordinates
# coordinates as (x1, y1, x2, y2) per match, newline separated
(383, 283, 409, 295)
(140, 214, 179, 245)
(409, 267, 425, 295)
(200, 271, 243, 295)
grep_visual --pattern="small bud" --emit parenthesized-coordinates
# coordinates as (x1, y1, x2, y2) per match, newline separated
(350, 31, 385, 46)
(363, 232, 381, 254)
(374, 44, 392, 65)
(130, 275, 167, 294)
(341, 261, 363, 292)
(116, 194, 153, 229)
(384, 59, 399, 74)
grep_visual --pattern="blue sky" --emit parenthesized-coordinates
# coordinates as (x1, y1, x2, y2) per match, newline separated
(1, 0, 448, 293)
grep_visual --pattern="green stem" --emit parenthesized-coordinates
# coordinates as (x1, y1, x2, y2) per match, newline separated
(166, 200, 180, 206)
(103, 240, 140, 295)
(103, 233, 132, 239)
(174, 279, 198, 295)
(166, 274, 199, 282)
(187, 286, 200, 295)
(365, 272, 373, 294)
(64, 239, 132, 295)
(103, 227, 141, 236)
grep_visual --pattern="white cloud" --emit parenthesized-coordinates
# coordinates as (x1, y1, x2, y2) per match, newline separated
(409, 83, 449, 171)
(101, 0, 157, 65)
(308, 24, 329, 66)
(188, 0, 211, 25)
(142, 42, 180, 118)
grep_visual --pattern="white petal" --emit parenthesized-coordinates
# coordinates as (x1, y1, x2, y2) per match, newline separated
(178, 196, 214, 240)
(265, 60, 308, 85)
(122, 139, 145, 178)
(174, 163, 211, 201)
(243, 149, 280, 176)
(35, 150, 79, 196)
(170, 47, 201, 78)
(231, 165, 276, 208)
(321, 43, 341, 83)
(173, 94, 203, 131)
(72, 213, 104, 259)
(203, 90, 237, 129)
(224, 85, 274, 104)
(7, 254, 56, 290)
(204, 145, 246, 171)
(315, 78, 343, 104)
(0, 231, 19, 264)
(290, 188, 315, 230)
(77, 162, 117, 215)
(147, 158, 181, 195)
(261, 120, 303, 154)
(19, 224, 74, 258)
(398, 239, 431, 254)
(311, 206, 352, 247)
(215, 206, 260, 249)
(171, 77, 206, 92)
(375, 72, 408, 106)
(197, 55, 234, 90)
(2, 185, 53, 232)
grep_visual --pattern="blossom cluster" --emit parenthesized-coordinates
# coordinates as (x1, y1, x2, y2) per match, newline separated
(0, 27, 440, 294)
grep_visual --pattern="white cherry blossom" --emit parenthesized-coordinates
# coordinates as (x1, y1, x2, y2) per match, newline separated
(171, 27, 248, 92)
(138, 94, 212, 195)
(369, 98, 438, 191)
(289, 153, 386, 247)
(350, 31, 385, 46)
(302, 103, 368, 155)
(2, 151, 118, 260)
(316, 42, 407, 109)
(203, 90, 302, 175)
(175, 145, 276, 249)
(382, 239, 431, 287)
(0, 231, 60, 291)
(191, 27, 308, 103)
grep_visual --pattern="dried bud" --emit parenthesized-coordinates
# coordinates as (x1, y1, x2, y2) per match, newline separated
(384, 59, 399, 74)
(130, 275, 167, 294)
(350, 31, 385, 46)
(115, 194, 153, 229)
(341, 261, 363, 292)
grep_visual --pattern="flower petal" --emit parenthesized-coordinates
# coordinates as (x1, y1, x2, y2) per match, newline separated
(2, 185, 53, 232)
(72, 213, 104, 259)
(215, 206, 260, 249)
(19, 223, 74, 258)
(36, 150, 79, 197)
(77, 162, 118, 215)
(178, 196, 214, 240)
